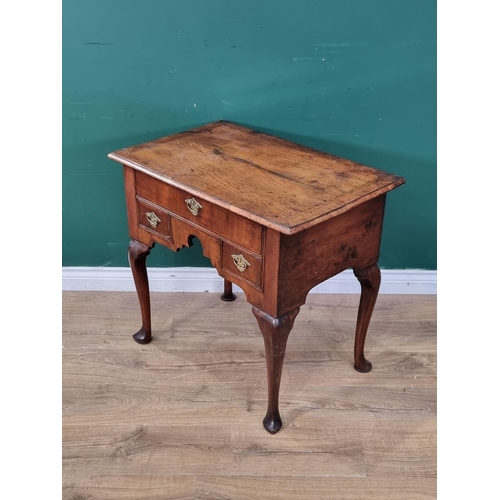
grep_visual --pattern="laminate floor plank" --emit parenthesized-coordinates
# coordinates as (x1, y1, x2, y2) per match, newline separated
(195, 476, 436, 500)
(62, 475, 195, 500)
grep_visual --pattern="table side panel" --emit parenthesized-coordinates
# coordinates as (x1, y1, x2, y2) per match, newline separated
(124, 166, 150, 245)
(276, 195, 387, 315)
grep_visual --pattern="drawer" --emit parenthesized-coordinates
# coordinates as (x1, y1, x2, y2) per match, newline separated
(221, 242, 263, 289)
(136, 198, 172, 241)
(135, 171, 262, 254)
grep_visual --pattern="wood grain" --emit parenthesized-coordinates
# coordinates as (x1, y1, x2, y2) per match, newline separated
(63, 292, 436, 499)
(195, 476, 436, 500)
(109, 121, 405, 234)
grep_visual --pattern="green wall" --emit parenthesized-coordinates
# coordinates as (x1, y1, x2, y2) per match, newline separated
(63, 0, 436, 269)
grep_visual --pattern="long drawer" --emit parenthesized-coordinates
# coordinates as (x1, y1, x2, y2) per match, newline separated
(135, 170, 263, 254)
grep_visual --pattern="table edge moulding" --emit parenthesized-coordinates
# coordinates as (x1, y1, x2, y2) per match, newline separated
(108, 120, 405, 434)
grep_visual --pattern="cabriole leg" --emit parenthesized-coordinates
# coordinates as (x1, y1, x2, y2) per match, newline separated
(128, 239, 153, 344)
(252, 307, 300, 434)
(352, 264, 381, 373)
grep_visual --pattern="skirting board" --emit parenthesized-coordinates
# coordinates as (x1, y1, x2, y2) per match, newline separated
(62, 267, 436, 294)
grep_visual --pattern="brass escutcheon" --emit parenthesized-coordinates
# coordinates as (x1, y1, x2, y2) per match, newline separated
(145, 211, 161, 228)
(231, 254, 250, 272)
(185, 197, 202, 216)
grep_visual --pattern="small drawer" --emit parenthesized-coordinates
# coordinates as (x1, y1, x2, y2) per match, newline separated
(135, 171, 262, 254)
(221, 242, 263, 289)
(137, 198, 172, 241)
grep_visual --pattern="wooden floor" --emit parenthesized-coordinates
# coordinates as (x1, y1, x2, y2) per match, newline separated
(62, 292, 436, 500)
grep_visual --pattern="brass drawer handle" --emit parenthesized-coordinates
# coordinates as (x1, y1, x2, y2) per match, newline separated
(145, 211, 161, 228)
(185, 197, 202, 216)
(231, 254, 251, 272)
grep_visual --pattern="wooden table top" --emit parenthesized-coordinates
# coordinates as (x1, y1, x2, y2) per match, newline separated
(109, 121, 405, 234)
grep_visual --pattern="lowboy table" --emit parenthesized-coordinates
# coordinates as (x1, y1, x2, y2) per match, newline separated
(108, 121, 405, 434)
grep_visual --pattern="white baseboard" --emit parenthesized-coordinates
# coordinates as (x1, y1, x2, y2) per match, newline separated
(62, 267, 436, 294)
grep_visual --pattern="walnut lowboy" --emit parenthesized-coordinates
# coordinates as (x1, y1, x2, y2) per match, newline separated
(108, 120, 405, 434)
